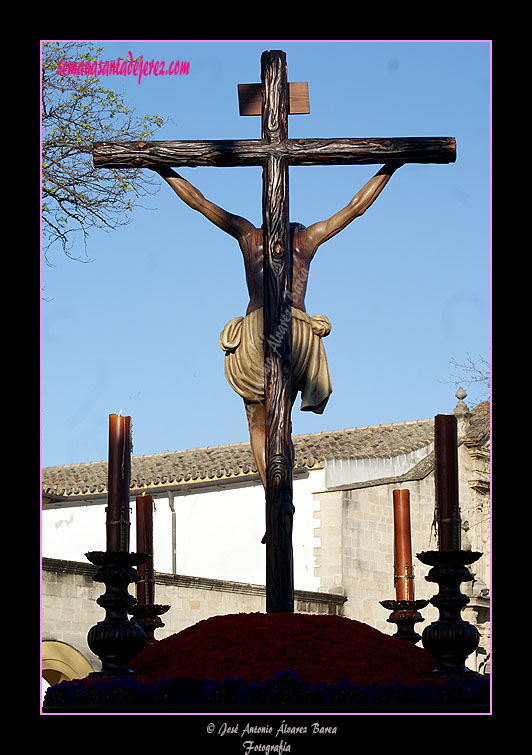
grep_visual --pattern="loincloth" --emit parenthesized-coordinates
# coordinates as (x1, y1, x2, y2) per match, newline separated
(219, 307, 332, 414)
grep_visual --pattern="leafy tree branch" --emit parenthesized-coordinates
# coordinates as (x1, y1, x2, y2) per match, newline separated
(41, 42, 168, 261)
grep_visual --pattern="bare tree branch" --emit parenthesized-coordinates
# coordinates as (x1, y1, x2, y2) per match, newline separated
(440, 353, 490, 405)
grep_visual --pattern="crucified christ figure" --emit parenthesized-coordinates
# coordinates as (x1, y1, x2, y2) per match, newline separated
(153, 162, 404, 490)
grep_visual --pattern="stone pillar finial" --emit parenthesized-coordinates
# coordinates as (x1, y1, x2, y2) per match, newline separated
(454, 386, 472, 437)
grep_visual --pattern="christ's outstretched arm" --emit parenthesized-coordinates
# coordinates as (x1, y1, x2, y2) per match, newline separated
(303, 162, 405, 257)
(153, 166, 255, 242)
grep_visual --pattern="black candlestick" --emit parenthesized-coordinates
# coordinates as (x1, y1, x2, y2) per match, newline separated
(417, 549, 483, 676)
(129, 603, 171, 644)
(85, 550, 148, 677)
(380, 598, 429, 645)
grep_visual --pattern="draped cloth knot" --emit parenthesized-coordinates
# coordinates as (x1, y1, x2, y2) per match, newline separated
(219, 307, 333, 415)
(307, 313, 332, 338)
(218, 316, 245, 351)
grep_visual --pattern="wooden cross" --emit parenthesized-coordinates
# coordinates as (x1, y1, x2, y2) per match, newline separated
(93, 50, 455, 613)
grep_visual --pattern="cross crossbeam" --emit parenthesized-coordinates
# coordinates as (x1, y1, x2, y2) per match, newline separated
(93, 50, 455, 613)
(94, 135, 455, 169)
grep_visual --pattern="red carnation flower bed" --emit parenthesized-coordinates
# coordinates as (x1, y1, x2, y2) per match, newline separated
(131, 612, 436, 687)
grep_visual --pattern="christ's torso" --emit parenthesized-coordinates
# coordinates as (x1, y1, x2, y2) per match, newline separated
(242, 225, 311, 315)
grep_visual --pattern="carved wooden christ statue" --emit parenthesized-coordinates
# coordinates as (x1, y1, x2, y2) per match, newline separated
(151, 161, 403, 491)
(94, 49, 455, 612)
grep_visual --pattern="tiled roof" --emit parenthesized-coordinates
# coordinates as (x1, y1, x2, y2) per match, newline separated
(42, 402, 489, 501)
(322, 401, 490, 493)
(463, 399, 490, 444)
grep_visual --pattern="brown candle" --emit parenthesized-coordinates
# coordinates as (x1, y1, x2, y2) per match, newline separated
(106, 413, 132, 552)
(136, 495, 154, 605)
(434, 414, 461, 551)
(393, 489, 414, 601)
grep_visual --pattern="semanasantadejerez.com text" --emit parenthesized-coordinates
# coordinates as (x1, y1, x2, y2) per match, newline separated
(57, 51, 190, 84)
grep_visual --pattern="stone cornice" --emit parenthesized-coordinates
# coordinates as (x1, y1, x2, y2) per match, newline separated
(41, 557, 347, 608)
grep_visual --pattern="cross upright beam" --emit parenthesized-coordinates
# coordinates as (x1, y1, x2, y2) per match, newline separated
(260, 50, 294, 612)
(93, 49, 456, 614)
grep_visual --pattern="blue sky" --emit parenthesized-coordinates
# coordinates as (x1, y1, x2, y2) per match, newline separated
(41, 40, 491, 468)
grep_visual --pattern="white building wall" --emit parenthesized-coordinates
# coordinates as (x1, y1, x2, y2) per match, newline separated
(41, 469, 326, 593)
(42, 502, 107, 561)
(323, 445, 433, 488)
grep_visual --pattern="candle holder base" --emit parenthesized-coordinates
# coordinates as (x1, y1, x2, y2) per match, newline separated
(416, 549, 483, 677)
(85, 550, 149, 678)
(379, 599, 429, 645)
(129, 603, 171, 645)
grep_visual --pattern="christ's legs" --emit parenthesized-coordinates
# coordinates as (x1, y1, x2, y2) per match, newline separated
(245, 397, 297, 488)
(245, 401, 268, 545)
(245, 397, 297, 544)
(245, 401, 267, 488)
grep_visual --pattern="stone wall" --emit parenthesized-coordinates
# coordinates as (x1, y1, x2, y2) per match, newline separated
(312, 442, 490, 673)
(313, 477, 438, 631)
(41, 557, 346, 675)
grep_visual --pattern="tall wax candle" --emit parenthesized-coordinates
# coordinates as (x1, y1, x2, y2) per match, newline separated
(106, 413, 132, 552)
(434, 414, 461, 551)
(135, 496, 147, 605)
(392, 489, 414, 601)
(136, 495, 154, 605)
